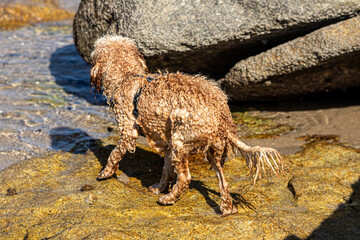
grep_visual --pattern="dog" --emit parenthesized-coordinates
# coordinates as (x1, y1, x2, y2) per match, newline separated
(90, 35, 286, 216)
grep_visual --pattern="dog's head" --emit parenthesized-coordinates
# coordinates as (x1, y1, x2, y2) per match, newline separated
(90, 35, 147, 93)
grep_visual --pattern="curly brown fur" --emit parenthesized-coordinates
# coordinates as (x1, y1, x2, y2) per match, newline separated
(90, 35, 287, 216)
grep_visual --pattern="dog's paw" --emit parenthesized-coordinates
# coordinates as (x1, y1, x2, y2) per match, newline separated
(221, 206, 238, 217)
(97, 170, 113, 180)
(148, 184, 161, 194)
(158, 194, 176, 205)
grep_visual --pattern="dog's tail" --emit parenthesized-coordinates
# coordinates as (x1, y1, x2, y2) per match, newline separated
(227, 131, 288, 184)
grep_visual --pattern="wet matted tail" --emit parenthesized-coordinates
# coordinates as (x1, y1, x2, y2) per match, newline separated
(227, 132, 289, 184)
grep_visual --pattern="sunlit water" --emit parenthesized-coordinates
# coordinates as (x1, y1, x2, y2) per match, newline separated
(0, 21, 115, 170)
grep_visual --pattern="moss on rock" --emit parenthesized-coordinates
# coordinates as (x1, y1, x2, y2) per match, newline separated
(0, 136, 359, 239)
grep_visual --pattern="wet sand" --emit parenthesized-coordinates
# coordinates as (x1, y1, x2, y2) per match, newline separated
(234, 95, 360, 155)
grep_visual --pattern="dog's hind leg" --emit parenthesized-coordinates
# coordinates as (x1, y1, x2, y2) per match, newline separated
(157, 108, 192, 204)
(207, 145, 238, 216)
(148, 148, 176, 194)
(157, 150, 191, 205)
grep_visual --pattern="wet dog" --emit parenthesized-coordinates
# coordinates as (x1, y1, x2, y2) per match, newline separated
(90, 35, 286, 216)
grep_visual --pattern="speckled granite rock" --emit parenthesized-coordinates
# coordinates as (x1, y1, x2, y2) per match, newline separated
(73, 0, 360, 79)
(220, 16, 360, 101)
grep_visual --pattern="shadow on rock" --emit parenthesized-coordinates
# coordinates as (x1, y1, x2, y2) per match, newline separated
(49, 44, 105, 105)
(230, 86, 360, 113)
(50, 127, 163, 186)
(49, 127, 250, 214)
(285, 177, 360, 240)
(190, 179, 255, 215)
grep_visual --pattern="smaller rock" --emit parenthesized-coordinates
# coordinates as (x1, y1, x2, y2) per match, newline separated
(80, 184, 94, 191)
(221, 16, 360, 100)
(117, 173, 130, 184)
(5, 188, 17, 196)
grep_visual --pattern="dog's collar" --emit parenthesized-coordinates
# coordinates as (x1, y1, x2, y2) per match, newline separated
(133, 75, 155, 117)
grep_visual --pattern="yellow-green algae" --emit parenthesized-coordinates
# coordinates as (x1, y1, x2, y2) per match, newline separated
(0, 3, 74, 30)
(26, 93, 68, 108)
(0, 136, 359, 239)
(232, 111, 293, 139)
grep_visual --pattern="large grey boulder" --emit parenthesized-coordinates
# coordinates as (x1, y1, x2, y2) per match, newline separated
(73, 0, 360, 78)
(220, 16, 360, 101)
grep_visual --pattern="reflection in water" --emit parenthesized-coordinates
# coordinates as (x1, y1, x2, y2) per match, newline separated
(50, 127, 101, 154)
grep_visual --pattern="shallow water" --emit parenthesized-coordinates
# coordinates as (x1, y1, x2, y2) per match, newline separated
(0, 21, 115, 170)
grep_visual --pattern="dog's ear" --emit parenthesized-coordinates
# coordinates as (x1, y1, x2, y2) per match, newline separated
(138, 53, 148, 73)
(90, 62, 103, 93)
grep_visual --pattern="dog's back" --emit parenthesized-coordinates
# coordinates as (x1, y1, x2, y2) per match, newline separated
(136, 72, 236, 154)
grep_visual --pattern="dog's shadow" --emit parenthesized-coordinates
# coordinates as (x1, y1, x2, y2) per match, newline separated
(190, 180, 255, 214)
(50, 127, 252, 214)
(50, 127, 164, 188)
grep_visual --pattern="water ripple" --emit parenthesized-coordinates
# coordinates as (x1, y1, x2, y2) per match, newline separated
(0, 22, 114, 170)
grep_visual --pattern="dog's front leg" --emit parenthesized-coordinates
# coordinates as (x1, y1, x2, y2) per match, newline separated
(97, 143, 126, 180)
(98, 126, 138, 180)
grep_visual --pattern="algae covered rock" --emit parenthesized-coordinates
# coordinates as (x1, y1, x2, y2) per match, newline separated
(0, 0, 78, 30)
(1, 135, 359, 239)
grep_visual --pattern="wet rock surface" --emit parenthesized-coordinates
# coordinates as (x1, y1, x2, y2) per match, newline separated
(0, 0, 79, 30)
(231, 97, 360, 155)
(0, 136, 359, 239)
(2, 0, 80, 12)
